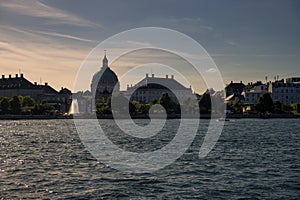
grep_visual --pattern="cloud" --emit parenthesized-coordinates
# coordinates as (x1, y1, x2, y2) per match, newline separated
(206, 68, 217, 73)
(0, 0, 102, 28)
(31, 30, 98, 43)
(168, 17, 214, 31)
(225, 40, 239, 47)
(142, 17, 214, 33)
(254, 54, 299, 57)
(0, 24, 93, 90)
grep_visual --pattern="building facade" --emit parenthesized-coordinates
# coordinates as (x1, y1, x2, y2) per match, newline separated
(242, 81, 269, 104)
(0, 73, 72, 112)
(269, 79, 300, 105)
(124, 74, 193, 104)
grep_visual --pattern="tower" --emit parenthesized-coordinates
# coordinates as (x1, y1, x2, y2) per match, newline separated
(102, 50, 108, 68)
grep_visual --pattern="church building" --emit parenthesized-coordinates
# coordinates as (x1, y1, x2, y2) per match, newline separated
(91, 52, 119, 101)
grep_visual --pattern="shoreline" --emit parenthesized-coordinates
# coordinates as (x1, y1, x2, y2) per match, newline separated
(0, 113, 299, 120)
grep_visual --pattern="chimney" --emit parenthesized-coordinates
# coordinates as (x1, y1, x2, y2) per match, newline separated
(1, 75, 4, 79)
(20, 73, 23, 78)
(171, 75, 174, 79)
(9, 74, 12, 78)
(166, 75, 168, 79)
(231, 81, 233, 84)
(152, 74, 154, 78)
(16, 74, 18, 78)
(45, 82, 48, 86)
(34, 82, 37, 85)
(146, 73, 148, 78)
(240, 81, 242, 83)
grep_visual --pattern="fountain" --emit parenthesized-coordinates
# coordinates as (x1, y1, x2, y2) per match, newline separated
(68, 98, 79, 114)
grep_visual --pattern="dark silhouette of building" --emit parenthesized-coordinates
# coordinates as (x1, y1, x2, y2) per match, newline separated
(0, 73, 72, 112)
(91, 52, 119, 101)
(225, 81, 246, 97)
(124, 73, 193, 104)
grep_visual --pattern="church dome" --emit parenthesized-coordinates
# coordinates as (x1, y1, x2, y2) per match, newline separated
(91, 53, 119, 100)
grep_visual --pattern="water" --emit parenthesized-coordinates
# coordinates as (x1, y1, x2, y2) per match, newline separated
(0, 119, 299, 199)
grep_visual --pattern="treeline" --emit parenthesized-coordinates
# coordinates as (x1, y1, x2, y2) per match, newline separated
(228, 93, 299, 114)
(96, 92, 299, 116)
(95, 92, 224, 115)
(0, 96, 56, 115)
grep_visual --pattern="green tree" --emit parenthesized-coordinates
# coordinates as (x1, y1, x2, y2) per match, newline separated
(22, 96, 35, 107)
(158, 93, 178, 114)
(199, 92, 211, 114)
(273, 100, 282, 113)
(254, 93, 274, 113)
(231, 97, 243, 114)
(38, 102, 55, 115)
(96, 96, 112, 115)
(9, 96, 21, 114)
(0, 97, 10, 114)
(282, 104, 293, 113)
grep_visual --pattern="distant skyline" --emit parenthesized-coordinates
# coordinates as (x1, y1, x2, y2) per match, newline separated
(0, 0, 299, 93)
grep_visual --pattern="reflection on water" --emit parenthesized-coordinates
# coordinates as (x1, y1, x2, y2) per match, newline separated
(0, 119, 299, 199)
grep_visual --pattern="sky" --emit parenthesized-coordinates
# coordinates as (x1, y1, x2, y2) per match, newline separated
(0, 0, 299, 93)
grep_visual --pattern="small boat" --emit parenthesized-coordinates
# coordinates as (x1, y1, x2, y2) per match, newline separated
(216, 117, 230, 122)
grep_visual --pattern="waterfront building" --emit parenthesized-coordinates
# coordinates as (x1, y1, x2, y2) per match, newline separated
(124, 73, 193, 104)
(242, 81, 269, 104)
(91, 52, 119, 101)
(286, 77, 300, 84)
(225, 81, 245, 97)
(0, 73, 72, 112)
(269, 79, 300, 105)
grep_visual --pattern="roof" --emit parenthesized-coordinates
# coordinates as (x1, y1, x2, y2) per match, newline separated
(129, 76, 190, 91)
(226, 82, 245, 89)
(91, 67, 118, 86)
(0, 75, 33, 89)
(0, 74, 60, 94)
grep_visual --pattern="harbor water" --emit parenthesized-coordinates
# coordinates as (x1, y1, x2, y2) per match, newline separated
(0, 119, 299, 199)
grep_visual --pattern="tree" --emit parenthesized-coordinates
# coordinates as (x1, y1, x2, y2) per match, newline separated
(231, 97, 243, 114)
(158, 93, 171, 109)
(38, 102, 55, 115)
(282, 104, 293, 113)
(254, 93, 274, 113)
(0, 97, 10, 114)
(9, 96, 21, 114)
(199, 92, 211, 114)
(95, 96, 114, 115)
(22, 96, 35, 107)
(158, 93, 179, 114)
(273, 100, 282, 113)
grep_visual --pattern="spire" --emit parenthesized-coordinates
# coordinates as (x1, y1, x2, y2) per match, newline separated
(102, 50, 108, 68)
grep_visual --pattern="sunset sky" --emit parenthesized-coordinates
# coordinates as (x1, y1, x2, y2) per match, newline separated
(0, 0, 299, 93)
